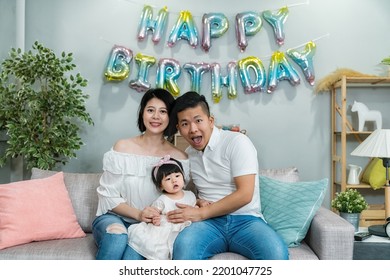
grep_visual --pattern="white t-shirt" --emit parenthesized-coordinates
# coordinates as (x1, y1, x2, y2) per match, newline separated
(186, 127, 262, 217)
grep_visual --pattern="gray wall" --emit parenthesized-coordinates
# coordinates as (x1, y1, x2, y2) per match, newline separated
(1, 0, 390, 207)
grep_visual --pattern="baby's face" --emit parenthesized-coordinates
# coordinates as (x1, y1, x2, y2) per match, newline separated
(161, 172, 184, 194)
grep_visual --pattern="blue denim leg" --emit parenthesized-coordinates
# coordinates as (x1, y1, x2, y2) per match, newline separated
(172, 217, 228, 260)
(92, 213, 144, 260)
(122, 244, 146, 260)
(172, 215, 289, 260)
(227, 215, 289, 260)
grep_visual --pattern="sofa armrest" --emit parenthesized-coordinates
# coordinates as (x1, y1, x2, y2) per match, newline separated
(304, 206, 355, 260)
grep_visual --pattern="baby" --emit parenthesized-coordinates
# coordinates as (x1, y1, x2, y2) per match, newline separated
(127, 155, 196, 259)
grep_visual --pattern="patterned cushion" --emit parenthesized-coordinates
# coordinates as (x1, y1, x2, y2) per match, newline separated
(260, 176, 328, 247)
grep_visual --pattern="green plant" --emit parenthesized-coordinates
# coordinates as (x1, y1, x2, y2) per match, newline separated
(0, 41, 94, 170)
(381, 56, 390, 65)
(331, 189, 368, 213)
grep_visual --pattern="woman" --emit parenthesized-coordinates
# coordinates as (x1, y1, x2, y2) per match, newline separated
(92, 88, 188, 260)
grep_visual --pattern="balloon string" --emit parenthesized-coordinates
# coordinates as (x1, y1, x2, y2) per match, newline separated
(291, 33, 330, 50)
(102, 0, 323, 63)
(257, 33, 330, 61)
(119, 0, 310, 17)
(287, 1, 310, 8)
(99, 36, 115, 45)
(99, 35, 328, 64)
(121, 0, 160, 9)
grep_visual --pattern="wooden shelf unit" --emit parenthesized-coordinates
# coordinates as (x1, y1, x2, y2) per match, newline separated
(330, 75, 390, 226)
(173, 133, 189, 152)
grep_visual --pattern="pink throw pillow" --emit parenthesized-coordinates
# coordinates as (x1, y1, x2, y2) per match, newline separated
(0, 172, 85, 250)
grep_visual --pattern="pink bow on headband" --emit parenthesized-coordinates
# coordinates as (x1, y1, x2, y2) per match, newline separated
(154, 155, 172, 168)
(153, 155, 183, 179)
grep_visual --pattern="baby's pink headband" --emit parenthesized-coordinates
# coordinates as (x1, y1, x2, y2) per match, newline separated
(153, 155, 183, 180)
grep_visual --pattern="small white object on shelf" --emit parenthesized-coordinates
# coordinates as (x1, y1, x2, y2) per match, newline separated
(351, 101, 382, 132)
(347, 164, 362, 185)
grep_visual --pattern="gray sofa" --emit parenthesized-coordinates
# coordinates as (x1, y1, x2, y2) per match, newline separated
(0, 168, 355, 260)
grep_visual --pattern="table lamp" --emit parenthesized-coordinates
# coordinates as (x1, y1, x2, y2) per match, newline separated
(351, 129, 390, 237)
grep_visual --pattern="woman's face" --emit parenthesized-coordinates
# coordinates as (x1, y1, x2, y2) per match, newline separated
(142, 97, 169, 134)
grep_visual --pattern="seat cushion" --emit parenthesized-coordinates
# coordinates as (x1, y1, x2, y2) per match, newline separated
(208, 241, 318, 260)
(0, 234, 97, 260)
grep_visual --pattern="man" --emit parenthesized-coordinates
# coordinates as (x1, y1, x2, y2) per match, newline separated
(167, 91, 288, 260)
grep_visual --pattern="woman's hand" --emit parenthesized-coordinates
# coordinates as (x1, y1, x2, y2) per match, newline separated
(139, 206, 160, 223)
(167, 203, 203, 223)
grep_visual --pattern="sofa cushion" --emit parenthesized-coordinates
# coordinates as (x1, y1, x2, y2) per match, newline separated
(0, 172, 85, 250)
(260, 176, 328, 247)
(31, 168, 101, 233)
(0, 234, 96, 260)
(361, 158, 386, 190)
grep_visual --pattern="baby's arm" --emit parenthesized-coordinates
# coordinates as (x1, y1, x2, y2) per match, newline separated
(152, 215, 161, 226)
(151, 197, 165, 226)
(197, 198, 212, 208)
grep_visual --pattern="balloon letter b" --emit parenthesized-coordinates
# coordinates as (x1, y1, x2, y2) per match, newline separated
(104, 45, 133, 81)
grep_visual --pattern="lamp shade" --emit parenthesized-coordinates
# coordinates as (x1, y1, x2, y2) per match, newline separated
(351, 129, 390, 158)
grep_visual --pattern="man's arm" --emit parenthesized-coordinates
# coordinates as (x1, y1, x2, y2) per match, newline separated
(167, 173, 255, 223)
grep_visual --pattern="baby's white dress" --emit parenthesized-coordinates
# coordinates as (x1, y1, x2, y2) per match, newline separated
(127, 190, 196, 260)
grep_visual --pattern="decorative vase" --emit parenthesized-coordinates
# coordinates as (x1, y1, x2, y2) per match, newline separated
(340, 212, 360, 232)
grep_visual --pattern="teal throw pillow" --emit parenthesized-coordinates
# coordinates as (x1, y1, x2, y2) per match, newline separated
(260, 176, 328, 247)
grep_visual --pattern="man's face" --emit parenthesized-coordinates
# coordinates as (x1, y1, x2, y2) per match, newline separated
(176, 105, 214, 151)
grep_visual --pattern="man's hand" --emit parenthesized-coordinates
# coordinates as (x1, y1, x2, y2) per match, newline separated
(167, 203, 203, 223)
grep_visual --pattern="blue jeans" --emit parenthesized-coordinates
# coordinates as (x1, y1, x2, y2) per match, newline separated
(92, 213, 145, 260)
(172, 215, 289, 260)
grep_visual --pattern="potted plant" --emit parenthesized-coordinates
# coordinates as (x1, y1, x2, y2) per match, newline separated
(381, 56, 390, 76)
(381, 56, 390, 65)
(0, 41, 94, 171)
(331, 189, 368, 231)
